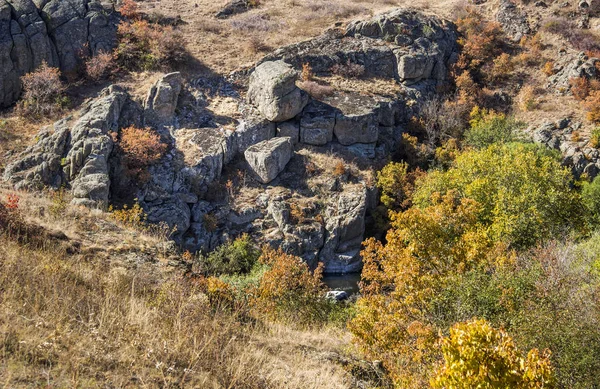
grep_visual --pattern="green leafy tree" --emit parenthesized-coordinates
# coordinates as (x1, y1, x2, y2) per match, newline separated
(413, 143, 583, 248)
(350, 192, 510, 388)
(201, 234, 260, 275)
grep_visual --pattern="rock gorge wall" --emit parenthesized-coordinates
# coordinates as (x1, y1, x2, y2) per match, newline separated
(0, 0, 119, 107)
(3, 8, 460, 273)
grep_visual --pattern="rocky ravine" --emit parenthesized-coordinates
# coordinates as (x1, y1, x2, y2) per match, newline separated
(0, 0, 119, 108)
(3, 8, 460, 273)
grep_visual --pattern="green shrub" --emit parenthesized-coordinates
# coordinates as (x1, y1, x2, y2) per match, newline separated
(464, 106, 524, 149)
(376, 161, 424, 211)
(590, 127, 600, 148)
(201, 234, 260, 276)
(582, 175, 600, 226)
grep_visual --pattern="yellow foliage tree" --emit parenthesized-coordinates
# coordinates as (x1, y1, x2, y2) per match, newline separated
(350, 191, 510, 387)
(432, 319, 555, 389)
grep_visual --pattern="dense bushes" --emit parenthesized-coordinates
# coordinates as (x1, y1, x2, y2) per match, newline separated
(413, 143, 583, 248)
(352, 135, 598, 387)
(199, 234, 260, 275)
(250, 247, 329, 325)
(376, 161, 423, 211)
(115, 19, 187, 71)
(351, 191, 506, 387)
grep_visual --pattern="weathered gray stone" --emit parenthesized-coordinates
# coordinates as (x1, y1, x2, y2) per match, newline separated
(3, 119, 70, 190)
(277, 121, 300, 145)
(300, 100, 335, 145)
(334, 109, 379, 146)
(176, 127, 235, 192)
(248, 60, 308, 122)
(5, 85, 127, 207)
(235, 107, 277, 153)
(215, 0, 249, 19)
(319, 186, 368, 274)
(67, 85, 127, 206)
(496, 0, 531, 42)
(245, 137, 293, 184)
(144, 72, 183, 125)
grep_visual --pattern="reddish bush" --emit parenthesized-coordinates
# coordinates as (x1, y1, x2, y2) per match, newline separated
(584, 90, 600, 123)
(570, 77, 591, 101)
(18, 62, 67, 116)
(250, 247, 327, 324)
(85, 51, 116, 81)
(118, 126, 168, 183)
(297, 80, 334, 99)
(455, 8, 504, 70)
(115, 20, 187, 71)
(119, 0, 140, 20)
(5, 194, 19, 210)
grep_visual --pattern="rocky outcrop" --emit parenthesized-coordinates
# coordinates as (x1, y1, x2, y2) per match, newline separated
(66, 86, 127, 206)
(215, 0, 249, 19)
(548, 52, 599, 92)
(496, 0, 532, 42)
(0, 0, 119, 108)
(3, 119, 70, 190)
(532, 118, 600, 179)
(5, 85, 127, 207)
(276, 121, 300, 145)
(299, 100, 336, 146)
(4, 8, 460, 274)
(244, 137, 293, 184)
(247, 61, 308, 122)
(258, 9, 458, 85)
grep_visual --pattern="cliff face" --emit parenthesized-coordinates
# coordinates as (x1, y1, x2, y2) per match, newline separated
(0, 0, 119, 107)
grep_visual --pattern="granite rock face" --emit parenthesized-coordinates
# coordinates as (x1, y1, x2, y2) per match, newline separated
(5, 85, 127, 207)
(0, 0, 119, 108)
(496, 0, 532, 42)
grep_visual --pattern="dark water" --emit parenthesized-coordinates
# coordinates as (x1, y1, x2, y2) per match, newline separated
(322, 273, 362, 295)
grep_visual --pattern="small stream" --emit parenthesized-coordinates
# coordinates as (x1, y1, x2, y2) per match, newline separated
(322, 273, 362, 295)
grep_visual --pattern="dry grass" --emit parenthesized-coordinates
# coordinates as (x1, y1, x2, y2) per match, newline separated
(137, 0, 463, 74)
(0, 188, 360, 388)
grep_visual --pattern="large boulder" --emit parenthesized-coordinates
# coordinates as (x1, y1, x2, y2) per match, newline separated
(247, 60, 308, 122)
(144, 72, 183, 126)
(65, 85, 128, 206)
(3, 119, 70, 190)
(0, 0, 119, 108)
(235, 106, 277, 153)
(175, 127, 235, 194)
(245, 137, 293, 184)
